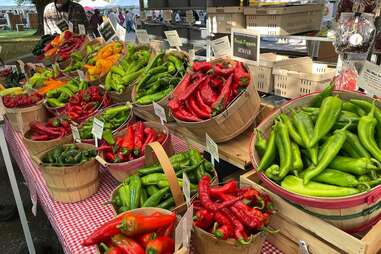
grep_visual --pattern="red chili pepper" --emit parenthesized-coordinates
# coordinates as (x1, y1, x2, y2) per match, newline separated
(172, 106, 201, 122)
(171, 73, 191, 99)
(31, 134, 50, 141)
(112, 234, 145, 254)
(214, 63, 235, 77)
(133, 122, 145, 157)
(198, 176, 243, 211)
(188, 95, 210, 119)
(210, 76, 224, 89)
(121, 125, 135, 151)
(177, 76, 208, 102)
(209, 180, 238, 196)
(193, 209, 214, 230)
(137, 232, 157, 248)
(156, 132, 166, 145)
(234, 61, 250, 87)
(118, 213, 176, 236)
(193, 61, 212, 72)
(141, 127, 157, 153)
(213, 211, 233, 240)
(99, 243, 123, 254)
(222, 208, 252, 245)
(82, 216, 125, 246)
(145, 236, 175, 254)
(199, 77, 218, 106)
(195, 90, 212, 116)
(105, 151, 116, 163)
(212, 74, 233, 114)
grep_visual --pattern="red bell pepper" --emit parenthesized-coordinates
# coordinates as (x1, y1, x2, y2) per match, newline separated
(111, 234, 145, 254)
(145, 236, 175, 254)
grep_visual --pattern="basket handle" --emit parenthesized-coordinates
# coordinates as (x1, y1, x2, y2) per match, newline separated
(144, 141, 185, 207)
(31, 155, 43, 166)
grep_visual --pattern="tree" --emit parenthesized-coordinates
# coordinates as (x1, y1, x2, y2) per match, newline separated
(16, 0, 51, 35)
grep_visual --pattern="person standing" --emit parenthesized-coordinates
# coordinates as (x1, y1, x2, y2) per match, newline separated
(108, 9, 119, 29)
(118, 10, 125, 26)
(89, 9, 103, 37)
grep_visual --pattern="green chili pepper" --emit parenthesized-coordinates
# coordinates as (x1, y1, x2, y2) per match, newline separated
(157, 179, 197, 190)
(176, 160, 204, 178)
(309, 96, 342, 148)
(257, 127, 276, 171)
(357, 104, 381, 162)
(158, 197, 175, 209)
(136, 86, 173, 105)
(279, 114, 304, 146)
(167, 62, 176, 74)
(128, 175, 142, 210)
(121, 69, 144, 86)
(254, 129, 267, 156)
(141, 173, 168, 185)
(203, 160, 214, 174)
(140, 188, 148, 207)
(142, 187, 169, 207)
(303, 121, 351, 184)
(310, 83, 334, 108)
(264, 164, 282, 182)
(345, 131, 370, 158)
(291, 110, 318, 165)
(167, 54, 184, 72)
(281, 175, 360, 197)
(291, 142, 303, 174)
(328, 156, 381, 175)
(102, 130, 115, 145)
(118, 183, 131, 211)
(341, 141, 361, 158)
(138, 163, 162, 175)
(111, 66, 126, 76)
(342, 101, 366, 116)
(146, 185, 159, 196)
(275, 120, 292, 179)
(300, 168, 359, 187)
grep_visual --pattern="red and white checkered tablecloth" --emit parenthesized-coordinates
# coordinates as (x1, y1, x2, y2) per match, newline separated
(4, 121, 283, 254)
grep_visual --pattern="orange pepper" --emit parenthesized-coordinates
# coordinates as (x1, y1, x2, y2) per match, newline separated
(50, 36, 62, 47)
(37, 79, 65, 95)
(44, 48, 58, 57)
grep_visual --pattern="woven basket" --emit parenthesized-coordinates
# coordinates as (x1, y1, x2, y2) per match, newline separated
(250, 90, 381, 232)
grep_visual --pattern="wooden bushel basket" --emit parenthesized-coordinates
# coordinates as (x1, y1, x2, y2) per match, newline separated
(109, 142, 218, 215)
(33, 143, 100, 203)
(173, 58, 261, 143)
(250, 90, 381, 232)
(97, 121, 173, 181)
(3, 99, 48, 134)
(192, 226, 266, 254)
(23, 131, 73, 156)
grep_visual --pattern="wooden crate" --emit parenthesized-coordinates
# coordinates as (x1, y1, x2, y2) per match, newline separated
(240, 171, 381, 254)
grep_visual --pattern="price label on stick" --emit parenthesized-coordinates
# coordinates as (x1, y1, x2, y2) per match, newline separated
(92, 118, 104, 147)
(77, 70, 85, 81)
(56, 19, 69, 33)
(78, 24, 86, 35)
(153, 102, 167, 125)
(165, 30, 182, 48)
(71, 124, 81, 143)
(211, 36, 231, 58)
(98, 19, 117, 42)
(231, 28, 260, 65)
(136, 29, 150, 44)
(206, 133, 219, 166)
(183, 172, 191, 207)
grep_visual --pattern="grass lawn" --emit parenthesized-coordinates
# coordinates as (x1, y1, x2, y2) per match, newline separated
(0, 29, 40, 62)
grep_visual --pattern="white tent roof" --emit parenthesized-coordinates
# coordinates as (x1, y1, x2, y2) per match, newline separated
(106, 0, 139, 8)
(79, 0, 110, 8)
(0, 0, 34, 10)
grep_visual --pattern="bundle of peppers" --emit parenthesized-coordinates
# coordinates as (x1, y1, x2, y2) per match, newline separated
(43, 31, 86, 61)
(62, 42, 103, 73)
(256, 84, 381, 197)
(63, 86, 110, 123)
(2, 92, 43, 108)
(46, 78, 88, 108)
(84, 41, 124, 81)
(83, 211, 176, 254)
(134, 52, 188, 105)
(193, 177, 274, 244)
(105, 44, 151, 93)
(100, 121, 166, 163)
(112, 150, 214, 214)
(168, 60, 250, 121)
(79, 104, 132, 140)
(27, 116, 71, 141)
(0, 67, 25, 88)
(32, 34, 56, 56)
(25, 65, 59, 89)
(42, 144, 97, 166)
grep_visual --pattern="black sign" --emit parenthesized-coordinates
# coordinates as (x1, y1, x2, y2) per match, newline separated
(98, 20, 116, 42)
(56, 19, 69, 33)
(232, 32, 259, 63)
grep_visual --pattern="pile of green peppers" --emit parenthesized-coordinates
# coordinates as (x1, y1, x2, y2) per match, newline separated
(112, 149, 214, 214)
(62, 43, 102, 73)
(256, 85, 381, 197)
(105, 44, 151, 93)
(134, 52, 188, 105)
(79, 104, 132, 140)
(42, 144, 97, 166)
(46, 78, 88, 108)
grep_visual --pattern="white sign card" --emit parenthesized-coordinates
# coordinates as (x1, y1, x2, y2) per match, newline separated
(91, 118, 104, 147)
(175, 205, 193, 251)
(183, 172, 191, 207)
(56, 19, 69, 33)
(211, 36, 231, 58)
(78, 24, 86, 35)
(136, 29, 150, 44)
(98, 19, 117, 42)
(115, 23, 126, 42)
(71, 124, 81, 143)
(206, 133, 219, 166)
(153, 102, 167, 125)
(358, 61, 381, 97)
(231, 28, 260, 65)
(77, 70, 85, 81)
(165, 30, 183, 47)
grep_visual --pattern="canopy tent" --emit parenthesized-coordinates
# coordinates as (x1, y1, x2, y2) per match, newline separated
(0, 0, 34, 10)
(105, 0, 139, 8)
(79, 0, 110, 9)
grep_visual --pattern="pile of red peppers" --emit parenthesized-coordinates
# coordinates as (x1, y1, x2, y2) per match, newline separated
(100, 121, 167, 163)
(83, 211, 176, 254)
(28, 116, 71, 141)
(3, 92, 43, 108)
(193, 176, 274, 244)
(63, 86, 110, 123)
(168, 60, 250, 122)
